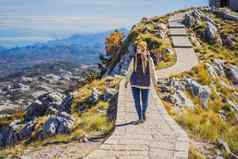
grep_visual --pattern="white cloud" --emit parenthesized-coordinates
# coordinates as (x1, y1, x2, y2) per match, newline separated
(50, 0, 153, 7)
(0, 15, 131, 31)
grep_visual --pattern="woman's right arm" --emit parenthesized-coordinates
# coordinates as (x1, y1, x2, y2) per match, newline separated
(125, 58, 134, 87)
(149, 57, 158, 87)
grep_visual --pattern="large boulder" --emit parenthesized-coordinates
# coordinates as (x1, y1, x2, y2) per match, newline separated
(18, 121, 35, 140)
(191, 9, 203, 20)
(40, 113, 74, 138)
(24, 92, 73, 121)
(184, 13, 195, 28)
(24, 100, 48, 121)
(158, 78, 194, 110)
(58, 95, 73, 113)
(185, 78, 211, 108)
(207, 59, 226, 78)
(217, 139, 231, 154)
(89, 88, 100, 104)
(204, 22, 222, 44)
(174, 90, 195, 109)
(0, 126, 18, 148)
(224, 64, 238, 85)
(156, 23, 167, 39)
(110, 43, 135, 75)
(103, 88, 118, 101)
(164, 90, 195, 110)
(222, 35, 236, 48)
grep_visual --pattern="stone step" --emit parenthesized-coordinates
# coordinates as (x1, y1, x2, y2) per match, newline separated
(171, 36, 193, 48)
(169, 28, 187, 36)
(168, 21, 185, 28)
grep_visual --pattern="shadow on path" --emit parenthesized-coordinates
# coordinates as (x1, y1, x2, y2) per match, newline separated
(115, 120, 137, 127)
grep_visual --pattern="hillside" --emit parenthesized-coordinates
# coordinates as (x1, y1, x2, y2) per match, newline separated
(0, 7, 238, 159)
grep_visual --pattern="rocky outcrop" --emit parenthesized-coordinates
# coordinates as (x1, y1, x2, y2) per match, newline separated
(183, 9, 204, 28)
(103, 88, 118, 101)
(217, 139, 231, 154)
(18, 121, 35, 140)
(156, 23, 168, 39)
(110, 43, 135, 75)
(25, 92, 73, 121)
(185, 78, 211, 108)
(204, 22, 222, 45)
(89, 88, 100, 104)
(158, 76, 212, 110)
(158, 78, 194, 110)
(224, 64, 238, 85)
(164, 90, 195, 110)
(207, 59, 238, 85)
(222, 35, 236, 48)
(184, 14, 195, 28)
(207, 59, 226, 78)
(0, 126, 17, 148)
(214, 8, 238, 21)
(38, 113, 74, 139)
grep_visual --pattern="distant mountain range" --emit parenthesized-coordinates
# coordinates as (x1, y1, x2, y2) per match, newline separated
(0, 29, 128, 78)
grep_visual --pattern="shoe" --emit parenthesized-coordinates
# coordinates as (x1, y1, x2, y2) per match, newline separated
(133, 119, 143, 125)
(142, 113, 146, 121)
(139, 119, 144, 124)
(133, 120, 140, 125)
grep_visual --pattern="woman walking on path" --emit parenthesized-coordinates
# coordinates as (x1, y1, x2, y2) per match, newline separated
(125, 41, 158, 124)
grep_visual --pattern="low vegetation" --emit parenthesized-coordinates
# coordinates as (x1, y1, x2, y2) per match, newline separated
(0, 76, 122, 158)
(159, 8, 238, 158)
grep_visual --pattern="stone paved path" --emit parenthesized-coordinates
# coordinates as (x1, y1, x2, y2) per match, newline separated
(84, 80, 189, 159)
(84, 13, 198, 159)
(158, 13, 199, 78)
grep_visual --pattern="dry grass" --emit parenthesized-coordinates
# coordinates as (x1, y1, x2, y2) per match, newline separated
(189, 144, 206, 159)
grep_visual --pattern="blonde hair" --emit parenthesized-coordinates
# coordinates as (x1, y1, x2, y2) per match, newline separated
(134, 40, 149, 74)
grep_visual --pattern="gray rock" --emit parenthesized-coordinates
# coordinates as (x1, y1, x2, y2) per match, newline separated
(0, 126, 18, 148)
(185, 78, 211, 108)
(230, 153, 238, 159)
(58, 95, 73, 113)
(213, 59, 226, 75)
(172, 90, 195, 109)
(223, 35, 236, 48)
(25, 92, 72, 121)
(184, 13, 195, 27)
(204, 16, 216, 26)
(217, 139, 231, 154)
(43, 117, 59, 136)
(224, 64, 238, 85)
(89, 88, 100, 104)
(77, 103, 88, 113)
(214, 156, 224, 159)
(110, 43, 135, 75)
(169, 78, 185, 91)
(24, 100, 48, 121)
(156, 23, 167, 39)
(215, 9, 238, 21)
(204, 21, 222, 44)
(18, 121, 35, 140)
(192, 9, 203, 20)
(42, 114, 74, 137)
(103, 88, 118, 101)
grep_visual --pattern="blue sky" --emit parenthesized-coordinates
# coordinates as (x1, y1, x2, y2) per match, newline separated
(0, 0, 208, 48)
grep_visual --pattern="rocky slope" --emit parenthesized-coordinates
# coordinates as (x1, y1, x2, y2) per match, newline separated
(157, 7, 238, 159)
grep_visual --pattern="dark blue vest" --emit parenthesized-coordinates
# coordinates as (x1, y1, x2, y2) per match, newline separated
(130, 55, 150, 87)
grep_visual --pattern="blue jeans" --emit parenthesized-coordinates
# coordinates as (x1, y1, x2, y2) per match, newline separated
(131, 87, 149, 120)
